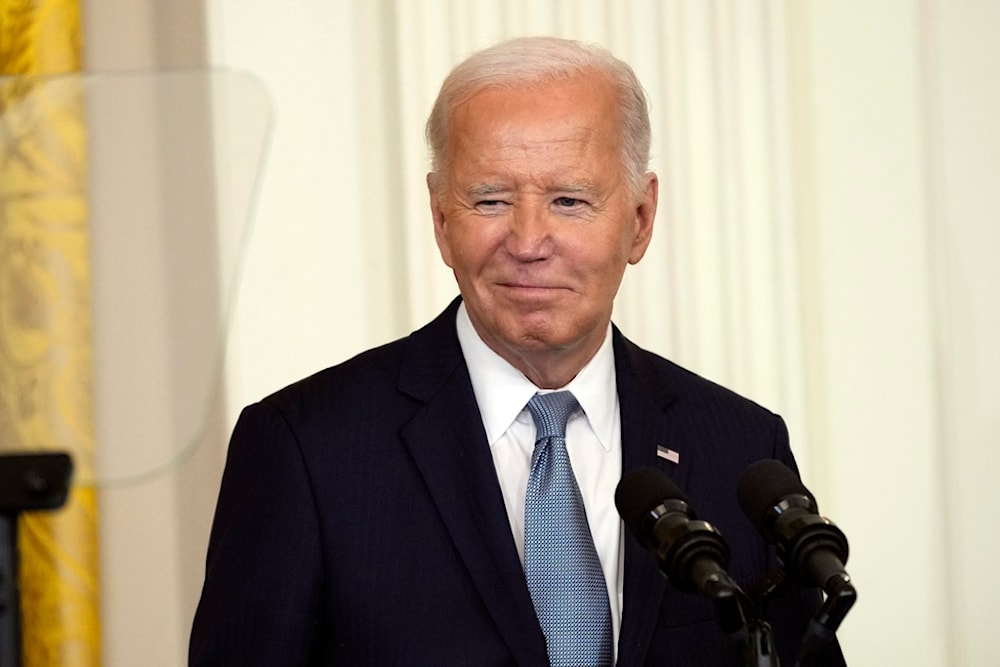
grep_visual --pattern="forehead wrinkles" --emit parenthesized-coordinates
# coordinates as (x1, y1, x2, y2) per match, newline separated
(459, 152, 603, 195)
(456, 130, 615, 186)
(445, 79, 626, 192)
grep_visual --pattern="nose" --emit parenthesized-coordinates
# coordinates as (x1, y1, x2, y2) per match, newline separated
(505, 202, 553, 261)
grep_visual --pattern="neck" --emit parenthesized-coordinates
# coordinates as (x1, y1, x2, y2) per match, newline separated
(490, 335, 604, 390)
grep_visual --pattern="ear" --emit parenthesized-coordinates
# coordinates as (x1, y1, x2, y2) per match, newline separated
(427, 172, 454, 268)
(627, 172, 658, 265)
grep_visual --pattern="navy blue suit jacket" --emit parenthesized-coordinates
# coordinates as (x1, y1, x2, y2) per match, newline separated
(190, 298, 845, 665)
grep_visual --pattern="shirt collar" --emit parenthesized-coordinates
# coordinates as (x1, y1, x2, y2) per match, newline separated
(455, 302, 618, 451)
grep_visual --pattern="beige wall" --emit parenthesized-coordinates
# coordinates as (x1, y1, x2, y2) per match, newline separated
(81, 1, 1000, 664)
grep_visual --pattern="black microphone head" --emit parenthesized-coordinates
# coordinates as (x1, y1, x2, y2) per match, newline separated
(615, 466, 688, 540)
(739, 460, 850, 590)
(617, 466, 735, 596)
(737, 459, 815, 530)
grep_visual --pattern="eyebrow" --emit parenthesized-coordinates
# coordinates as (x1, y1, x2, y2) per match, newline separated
(554, 183, 597, 194)
(465, 182, 598, 197)
(466, 183, 512, 198)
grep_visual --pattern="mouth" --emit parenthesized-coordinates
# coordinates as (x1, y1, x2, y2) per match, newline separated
(494, 282, 571, 301)
(498, 280, 562, 290)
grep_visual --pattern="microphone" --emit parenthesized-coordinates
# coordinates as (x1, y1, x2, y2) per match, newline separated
(615, 466, 737, 599)
(737, 459, 851, 595)
(738, 460, 857, 662)
(617, 467, 782, 665)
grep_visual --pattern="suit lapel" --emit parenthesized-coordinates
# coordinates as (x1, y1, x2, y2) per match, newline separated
(397, 300, 547, 666)
(394, 306, 698, 666)
(613, 330, 692, 666)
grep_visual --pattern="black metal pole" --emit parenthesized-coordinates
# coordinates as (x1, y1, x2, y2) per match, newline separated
(0, 513, 21, 667)
(0, 453, 73, 667)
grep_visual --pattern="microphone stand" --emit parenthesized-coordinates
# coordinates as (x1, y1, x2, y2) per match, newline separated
(796, 573, 856, 665)
(698, 568, 779, 667)
(747, 567, 855, 667)
(0, 452, 73, 667)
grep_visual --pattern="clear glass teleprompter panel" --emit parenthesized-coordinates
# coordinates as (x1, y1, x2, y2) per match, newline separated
(0, 70, 272, 485)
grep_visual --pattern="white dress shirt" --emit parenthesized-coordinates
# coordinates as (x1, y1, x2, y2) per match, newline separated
(455, 303, 624, 654)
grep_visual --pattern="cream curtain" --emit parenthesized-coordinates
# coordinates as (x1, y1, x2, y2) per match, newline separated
(70, 0, 1000, 664)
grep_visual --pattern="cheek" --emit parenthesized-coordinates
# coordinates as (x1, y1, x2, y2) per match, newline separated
(448, 227, 503, 271)
(576, 245, 633, 298)
(573, 234, 630, 273)
(438, 220, 477, 270)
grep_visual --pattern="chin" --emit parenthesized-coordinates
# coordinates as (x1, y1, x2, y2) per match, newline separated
(473, 305, 587, 351)
(503, 324, 581, 354)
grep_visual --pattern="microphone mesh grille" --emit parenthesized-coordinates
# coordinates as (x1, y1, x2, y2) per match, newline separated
(737, 459, 811, 530)
(614, 466, 687, 536)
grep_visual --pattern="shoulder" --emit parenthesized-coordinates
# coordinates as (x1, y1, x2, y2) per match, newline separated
(246, 298, 467, 432)
(263, 337, 407, 414)
(612, 329, 780, 422)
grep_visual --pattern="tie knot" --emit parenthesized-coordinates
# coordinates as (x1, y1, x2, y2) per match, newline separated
(526, 391, 579, 441)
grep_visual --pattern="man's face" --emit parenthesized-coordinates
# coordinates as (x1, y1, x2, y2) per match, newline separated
(429, 73, 657, 384)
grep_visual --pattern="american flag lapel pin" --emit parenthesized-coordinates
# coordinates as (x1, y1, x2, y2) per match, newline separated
(656, 445, 680, 464)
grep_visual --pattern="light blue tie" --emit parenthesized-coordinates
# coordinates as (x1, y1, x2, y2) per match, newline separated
(524, 391, 613, 667)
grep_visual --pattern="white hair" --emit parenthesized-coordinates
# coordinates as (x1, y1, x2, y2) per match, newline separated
(425, 36, 652, 200)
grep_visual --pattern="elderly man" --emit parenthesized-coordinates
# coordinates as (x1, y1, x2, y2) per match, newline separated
(190, 37, 844, 666)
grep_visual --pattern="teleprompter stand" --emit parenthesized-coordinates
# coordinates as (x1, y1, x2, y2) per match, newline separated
(0, 453, 73, 667)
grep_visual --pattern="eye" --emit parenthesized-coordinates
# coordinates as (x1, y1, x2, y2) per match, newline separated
(474, 199, 509, 213)
(553, 196, 587, 210)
